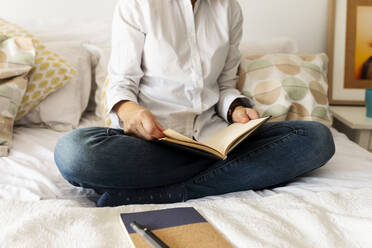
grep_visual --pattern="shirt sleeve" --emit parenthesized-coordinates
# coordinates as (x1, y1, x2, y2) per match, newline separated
(106, 0, 145, 113)
(216, 0, 255, 122)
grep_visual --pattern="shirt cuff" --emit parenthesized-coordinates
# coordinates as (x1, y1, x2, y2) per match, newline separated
(106, 92, 138, 115)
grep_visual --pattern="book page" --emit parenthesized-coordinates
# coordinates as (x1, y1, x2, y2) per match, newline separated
(163, 129, 199, 144)
(160, 138, 224, 159)
(161, 117, 269, 159)
(162, 129, 224, 158)
(203, 117, 269, 155)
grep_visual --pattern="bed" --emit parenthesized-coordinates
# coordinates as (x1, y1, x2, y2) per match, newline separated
(1, 0, 372, 247)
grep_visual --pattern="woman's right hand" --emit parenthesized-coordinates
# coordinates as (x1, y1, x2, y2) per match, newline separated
(114, 101, 165, 141)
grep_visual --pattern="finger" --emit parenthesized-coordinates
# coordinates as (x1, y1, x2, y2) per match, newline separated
(154, 122, 166, 138)
(142, 116, 164, 139)
(246, 108, 259, 120)
(136, 123, 153, 141)
(234, 113, 249, 123)
(154, 119, 166, 133)
(233, 108, 250, 123)
(150, 126, 164, 139)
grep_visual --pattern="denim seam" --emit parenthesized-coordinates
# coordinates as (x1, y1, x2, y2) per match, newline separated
(191, 130, 303, 184)
(266, 124, 296, 132)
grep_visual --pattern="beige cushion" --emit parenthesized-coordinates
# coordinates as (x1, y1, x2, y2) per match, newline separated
(0, 36, 35, 156)
(16, 41, 92, 131)
(0, 18, 76, 119)
(238, 53, 332, 126)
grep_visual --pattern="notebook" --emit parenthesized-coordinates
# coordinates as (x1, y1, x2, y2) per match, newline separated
(120, 207, 233, 248)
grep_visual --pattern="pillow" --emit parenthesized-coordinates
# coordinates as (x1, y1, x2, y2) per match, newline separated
(0, 36, 35, 156)
(0, 18, 76, 119)
(238, 53, 332, 126)
(22, 20, 111, 117)
(100, 75, 112, 127)
(16, 41, 92, 131)
(83, 43, 111, 118)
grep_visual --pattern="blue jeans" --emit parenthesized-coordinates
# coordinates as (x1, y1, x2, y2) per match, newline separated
(54, 121, 335, 201)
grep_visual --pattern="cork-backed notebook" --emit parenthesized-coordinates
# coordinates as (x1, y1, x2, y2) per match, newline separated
(120, 207, 233, 248)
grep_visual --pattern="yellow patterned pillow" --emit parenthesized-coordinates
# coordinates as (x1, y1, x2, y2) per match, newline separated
(0, 18, 76, 119)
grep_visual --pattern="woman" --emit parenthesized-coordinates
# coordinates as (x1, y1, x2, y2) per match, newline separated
(54, 0, 335, 207)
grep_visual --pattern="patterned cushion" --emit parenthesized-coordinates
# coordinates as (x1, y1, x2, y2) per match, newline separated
(0, 18, 76, 119)
(100, 76, 111, 127)
(0, 36, 35, 156)
(238, 53, 332, 126)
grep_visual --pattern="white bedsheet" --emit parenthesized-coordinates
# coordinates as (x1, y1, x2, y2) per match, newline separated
(1, 115, 372, 203)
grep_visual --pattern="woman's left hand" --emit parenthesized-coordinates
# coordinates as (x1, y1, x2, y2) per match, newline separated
(232, 106, 259, 124)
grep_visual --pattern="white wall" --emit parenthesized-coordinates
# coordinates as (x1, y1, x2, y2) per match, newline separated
(0, 0, 118, 22)
(0, 0, 329, 53)
(238, 0, 329, 53)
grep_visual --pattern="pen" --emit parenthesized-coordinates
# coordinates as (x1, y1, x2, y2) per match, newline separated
(130, 221, 170, 248)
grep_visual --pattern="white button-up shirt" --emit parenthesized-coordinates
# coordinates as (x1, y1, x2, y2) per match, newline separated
(106, 0, 253, 141)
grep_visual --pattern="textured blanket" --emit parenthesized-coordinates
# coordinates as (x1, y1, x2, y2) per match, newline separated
(1, 188, 372, 248)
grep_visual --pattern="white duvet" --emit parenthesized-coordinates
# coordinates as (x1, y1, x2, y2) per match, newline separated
(1, 188, 372, 248)
(1, 116, 372, 247)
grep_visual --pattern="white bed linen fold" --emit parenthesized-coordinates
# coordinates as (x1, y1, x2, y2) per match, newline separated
(0, 115, 101, 201)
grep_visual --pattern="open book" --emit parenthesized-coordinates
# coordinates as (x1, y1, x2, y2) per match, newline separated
(158, 116, 271, 160)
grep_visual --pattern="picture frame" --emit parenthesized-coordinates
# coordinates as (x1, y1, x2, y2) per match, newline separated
(328, 0, 372, 105)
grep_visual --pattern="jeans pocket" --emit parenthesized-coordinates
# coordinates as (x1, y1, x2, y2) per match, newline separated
(106, 128, 125, 136)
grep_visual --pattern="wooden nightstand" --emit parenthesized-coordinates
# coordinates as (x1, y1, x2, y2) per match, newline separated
(330, 106, 372, 152)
